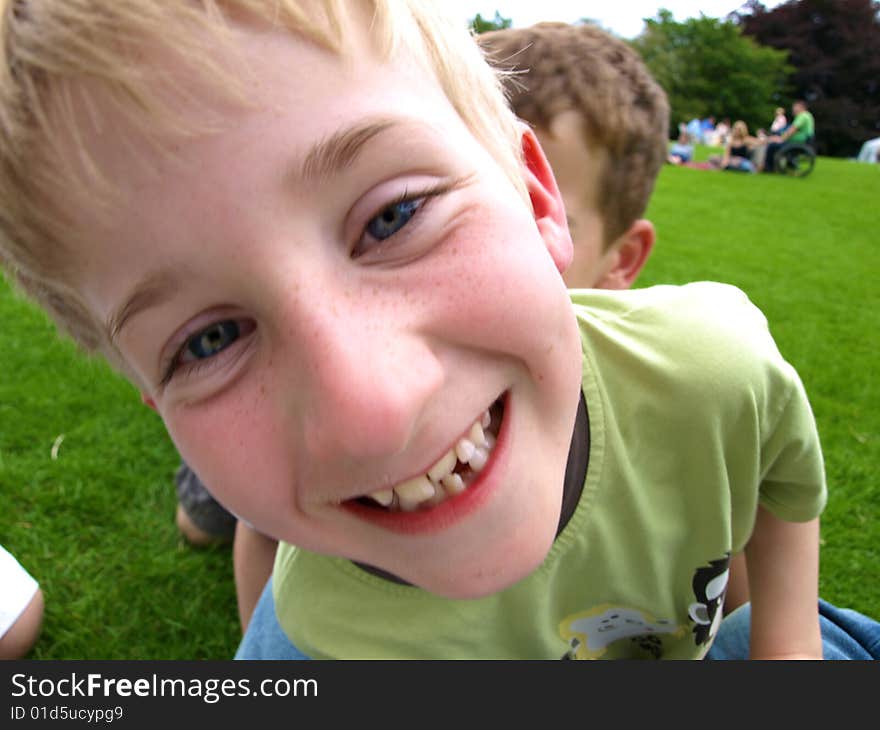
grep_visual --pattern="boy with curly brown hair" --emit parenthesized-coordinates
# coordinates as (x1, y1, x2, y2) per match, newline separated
(478, 22, 669, 291)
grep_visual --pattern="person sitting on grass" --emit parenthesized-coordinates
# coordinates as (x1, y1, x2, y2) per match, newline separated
(770, 107, 788, 135)
(2, 0, 879, 661)
(667, 126, 696, 165)
(856, 136, 880, 164)
(720, 120, 760, 173)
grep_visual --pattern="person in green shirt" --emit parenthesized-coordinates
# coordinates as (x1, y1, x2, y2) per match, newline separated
(765, 99, 815, 172)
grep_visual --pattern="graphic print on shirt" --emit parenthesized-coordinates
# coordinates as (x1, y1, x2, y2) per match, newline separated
(688, 554, 730, 654)
(558, 604, 685, 659)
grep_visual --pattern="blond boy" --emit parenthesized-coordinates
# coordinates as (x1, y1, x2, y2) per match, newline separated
(0, 1, 828, 659)
(186, 19, 672, 634)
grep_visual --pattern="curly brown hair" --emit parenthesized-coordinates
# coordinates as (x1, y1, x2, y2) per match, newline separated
(478, 22, 669, 248)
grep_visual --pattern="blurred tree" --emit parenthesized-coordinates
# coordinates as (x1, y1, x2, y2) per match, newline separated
(470, 11, 512, 34)
(631, 9, 792, 137)
(733, 0, 880, 157)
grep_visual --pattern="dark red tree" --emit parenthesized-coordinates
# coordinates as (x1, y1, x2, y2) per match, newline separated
(733, 0, 880, 157)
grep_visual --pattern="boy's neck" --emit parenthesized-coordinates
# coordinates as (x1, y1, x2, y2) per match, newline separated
(355, 390, 590, 585)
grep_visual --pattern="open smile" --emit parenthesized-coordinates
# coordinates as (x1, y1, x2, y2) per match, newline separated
(344, 394, 508, 532)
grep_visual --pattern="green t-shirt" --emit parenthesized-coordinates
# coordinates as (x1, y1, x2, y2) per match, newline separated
(273, 283, 827, 659)
(790, 110, 815, 143)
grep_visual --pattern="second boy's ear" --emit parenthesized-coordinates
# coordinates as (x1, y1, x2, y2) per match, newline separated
(519, 125, 573, 274)
(594, 219, 656, 290)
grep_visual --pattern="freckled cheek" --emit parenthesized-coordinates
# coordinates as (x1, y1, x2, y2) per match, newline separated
(426, 210, 567, 348)
(165, 391, 293, 516)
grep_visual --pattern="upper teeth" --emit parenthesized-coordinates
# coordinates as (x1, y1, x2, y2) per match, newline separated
(394, 475, 436, 512)
(367, 407, 497, 511)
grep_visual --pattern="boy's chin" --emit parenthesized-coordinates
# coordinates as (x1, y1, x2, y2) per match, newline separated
(397, 529, 557, 601)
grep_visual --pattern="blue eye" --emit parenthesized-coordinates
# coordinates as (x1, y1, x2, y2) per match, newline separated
(160, 317, 256, 387)
(366, 198, 422, 240)
(183, 320, 240, 361)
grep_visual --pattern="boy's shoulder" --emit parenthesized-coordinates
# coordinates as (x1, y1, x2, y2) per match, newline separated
(571, 283, 811, 446)
(570, 281, 765, 331)
(570, 282, 791, 390)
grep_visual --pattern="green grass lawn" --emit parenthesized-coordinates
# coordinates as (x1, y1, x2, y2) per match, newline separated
(1, 154, 878, 658)
(1, 294, 240, 658)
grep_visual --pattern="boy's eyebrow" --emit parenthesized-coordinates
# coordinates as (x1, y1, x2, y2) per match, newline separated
(300, 117, 399, 183)
(108, 118, 407, 342)
(106, 267, 182, 342)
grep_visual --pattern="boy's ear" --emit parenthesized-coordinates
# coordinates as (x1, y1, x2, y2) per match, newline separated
(141, 392, 157, 411)
(520, 125, 573, 274)
(594, 219, 656, 290)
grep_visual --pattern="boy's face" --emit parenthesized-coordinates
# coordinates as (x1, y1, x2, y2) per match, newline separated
(534, 111, 616, 289)
(65, 21, 582, 599)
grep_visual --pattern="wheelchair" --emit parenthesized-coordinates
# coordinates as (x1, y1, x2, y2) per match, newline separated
(774, 139, 816, 178)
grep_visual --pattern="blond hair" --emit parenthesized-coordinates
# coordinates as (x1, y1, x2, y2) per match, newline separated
(0, 0, 522, 361)
(478, 22, 669, 248)
(731, 120, 749, 142)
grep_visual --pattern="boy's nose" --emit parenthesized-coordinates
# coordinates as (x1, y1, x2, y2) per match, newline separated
(291, 304, 444, 463)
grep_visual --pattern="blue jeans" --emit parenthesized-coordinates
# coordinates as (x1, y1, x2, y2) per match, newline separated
(235, 577, 310, 660)
(708, 599, 880, 660)
(235, 580, 880, 660)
